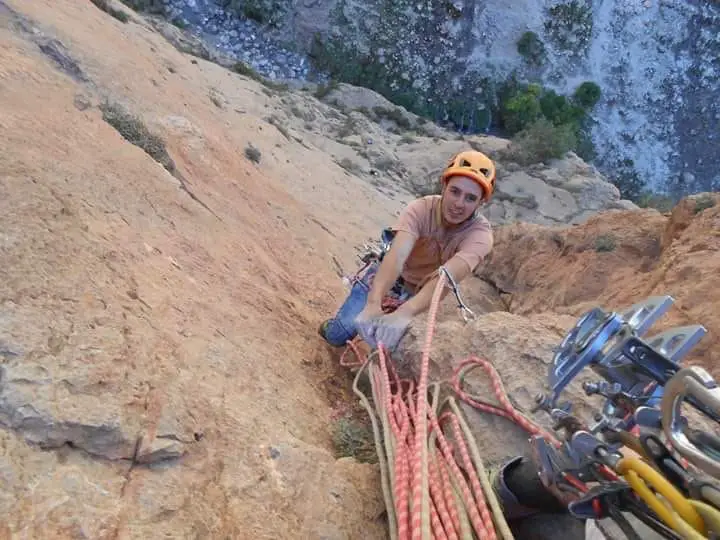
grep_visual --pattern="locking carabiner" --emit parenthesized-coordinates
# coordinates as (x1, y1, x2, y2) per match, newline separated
(662, 367, 720, 478)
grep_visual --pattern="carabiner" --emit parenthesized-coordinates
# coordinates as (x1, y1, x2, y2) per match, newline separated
(616, 456, 706, 535)
(690, 499, 720, 537)
(661, 367, 720, 478)
(438, 265, 476, 323)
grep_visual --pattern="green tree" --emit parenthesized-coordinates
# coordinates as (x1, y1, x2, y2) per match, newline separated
(501, 83, 543, 134)
(573, 81, 602, 109)
(539, 89, 585, 126)
(517, 31, 546, 66)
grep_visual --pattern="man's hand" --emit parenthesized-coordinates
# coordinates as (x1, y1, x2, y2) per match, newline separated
(373, 311, 412, 352)
(355, 308, 412, 351)
(355, 305, 386, 348)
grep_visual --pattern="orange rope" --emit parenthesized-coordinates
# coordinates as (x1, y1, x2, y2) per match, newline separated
(452, 357, 562, 448)
(340, 274, 507, 539)
(409, 271, 448, 540)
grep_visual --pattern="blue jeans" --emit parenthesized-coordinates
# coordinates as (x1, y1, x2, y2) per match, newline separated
(321, 262, 413, 347)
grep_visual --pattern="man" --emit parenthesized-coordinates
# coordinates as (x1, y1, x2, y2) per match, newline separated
(318, 149, 496, 351)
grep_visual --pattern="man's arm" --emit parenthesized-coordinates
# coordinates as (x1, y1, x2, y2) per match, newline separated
(365, 230, 417, 310)
(394, 255, 473, 318)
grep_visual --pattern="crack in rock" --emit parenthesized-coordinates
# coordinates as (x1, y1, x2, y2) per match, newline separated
(37, 39, 88, 82)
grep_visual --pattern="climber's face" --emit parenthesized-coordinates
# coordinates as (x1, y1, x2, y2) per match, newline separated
(441, 175, 484, 225)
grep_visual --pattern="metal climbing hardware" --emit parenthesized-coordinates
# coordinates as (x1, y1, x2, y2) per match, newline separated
(341, 228, 396, 292)
(522, 294, 720, 540)
(569, 482, 683, 540)
(637, 432, 720, 510)
(567, 430, 708, 534)
(358, 227, 394, 264)
(344, 228, 395, 282)
(438, 265, 476, 323)
(530, 435, 582, 493)
(662, 366, 720, 478)
(545, 295, 707, 423)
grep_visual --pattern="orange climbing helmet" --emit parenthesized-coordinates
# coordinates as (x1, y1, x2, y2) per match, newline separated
(440, 150, 496, 201)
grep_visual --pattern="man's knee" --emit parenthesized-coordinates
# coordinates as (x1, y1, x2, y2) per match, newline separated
(319, 318, 357, 347)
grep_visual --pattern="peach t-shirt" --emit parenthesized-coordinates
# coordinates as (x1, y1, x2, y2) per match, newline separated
(391, 195, 493, 289)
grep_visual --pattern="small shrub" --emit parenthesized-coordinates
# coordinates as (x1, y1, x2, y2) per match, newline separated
(337, 117, 358, 139)
(595, 234, 617, 252)
(539, 89, 584, 126)
(219, 0, 288, 27)
(244, 143, 261, 163)
(502, 117, 577, 165)
(314, 79, 339, 100)
(266, 116, 290, 140)
(574, 129, 597, 162)
(373, 106, 412, 130)
(517, 31, 546, 66)
(338, 157, 359, 172)
(331, 417, 376, 463)
(231, 61, 288, 92)
(407, 173, 442, 198)
(444, 0, 462, 19)
(611, 159, 645, 202)
(636, 192, 675, 213)
(372, 156, 396, 171)
(90, 0, 130, 22)
(100, 102, 175, 172)
(694, 194, 716, 214)
(288, 105, 316, 122)
(574, 82, 602, 109)
(232, 61, 262, 81)
(496, 79, 602, 163)
(209, 93, 224, 109)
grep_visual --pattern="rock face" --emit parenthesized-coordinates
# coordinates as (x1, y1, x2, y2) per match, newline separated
(1, 2, 393, 537)
(0, 1, 716, 538)
(478, 192, 720, 375)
